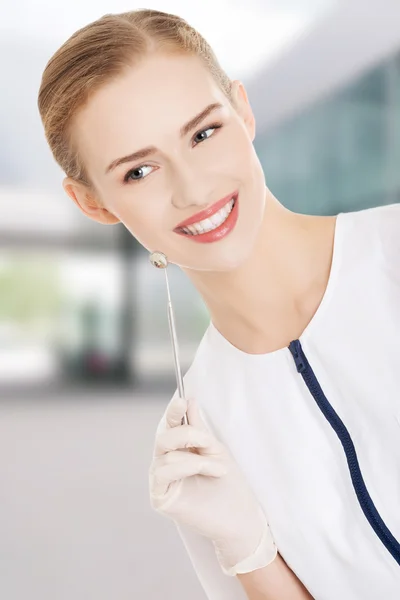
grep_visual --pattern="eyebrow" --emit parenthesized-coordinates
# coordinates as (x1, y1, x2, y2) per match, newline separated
(105, 101, 224, 175)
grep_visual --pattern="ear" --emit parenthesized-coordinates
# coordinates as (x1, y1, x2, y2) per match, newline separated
(230, 80, 256, 141)
(62, 177, 120, 225)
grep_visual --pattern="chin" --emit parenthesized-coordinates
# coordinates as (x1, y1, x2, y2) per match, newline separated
(177, 249, 253, 273)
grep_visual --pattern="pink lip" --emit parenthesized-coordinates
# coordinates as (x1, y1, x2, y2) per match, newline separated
(174, 192, 239, 243)
(173, 190, 238, 230)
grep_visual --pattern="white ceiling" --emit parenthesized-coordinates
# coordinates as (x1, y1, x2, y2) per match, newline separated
(1, 0, 336, 79)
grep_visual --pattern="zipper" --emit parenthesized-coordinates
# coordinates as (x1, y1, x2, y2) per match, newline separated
(288, 338, 400, 566)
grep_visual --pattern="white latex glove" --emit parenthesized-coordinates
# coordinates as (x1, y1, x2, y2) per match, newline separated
(149, 393, 278, 576)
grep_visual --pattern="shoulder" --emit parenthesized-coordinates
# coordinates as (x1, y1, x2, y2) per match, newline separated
(341, 203, 400, 280)
(343, 202, 400, 236)
(340, 203, 400, 258)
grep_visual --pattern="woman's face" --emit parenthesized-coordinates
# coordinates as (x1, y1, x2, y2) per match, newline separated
(68, 51, 267, 271)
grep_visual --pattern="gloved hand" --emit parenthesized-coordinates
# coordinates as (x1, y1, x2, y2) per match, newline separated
(149, 392, 278, 576)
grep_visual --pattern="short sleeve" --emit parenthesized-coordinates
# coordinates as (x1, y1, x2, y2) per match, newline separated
(175, 523, 248, 600)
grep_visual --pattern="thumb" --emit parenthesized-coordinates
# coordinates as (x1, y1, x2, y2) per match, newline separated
(165, 393, 189, 429)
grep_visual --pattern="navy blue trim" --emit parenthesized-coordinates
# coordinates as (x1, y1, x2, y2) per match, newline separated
(288, 339, 400, 566)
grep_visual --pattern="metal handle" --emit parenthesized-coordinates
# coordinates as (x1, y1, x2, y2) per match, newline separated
(165, 270, 188, 426)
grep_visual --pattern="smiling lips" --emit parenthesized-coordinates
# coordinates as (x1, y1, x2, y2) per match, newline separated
(173, 191, 239, 243)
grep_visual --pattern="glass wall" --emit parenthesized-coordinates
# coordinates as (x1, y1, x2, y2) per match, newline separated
(254, 53, 400, 215)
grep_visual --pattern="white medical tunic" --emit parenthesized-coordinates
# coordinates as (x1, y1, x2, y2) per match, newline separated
(168, 203, 400, 600)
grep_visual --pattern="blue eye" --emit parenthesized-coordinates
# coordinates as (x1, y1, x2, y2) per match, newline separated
(193, 123, 222, 145)
(123, 164, 153, 184)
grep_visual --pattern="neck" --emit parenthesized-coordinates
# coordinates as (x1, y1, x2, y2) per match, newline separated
(181, 188, 337, 353)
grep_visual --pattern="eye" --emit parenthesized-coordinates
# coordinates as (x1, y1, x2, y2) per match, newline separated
(193, 123, 222, 145)
(123, 164, 154, 184)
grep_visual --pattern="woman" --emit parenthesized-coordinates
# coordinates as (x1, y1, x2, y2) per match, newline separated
(37, 9, 400, 600)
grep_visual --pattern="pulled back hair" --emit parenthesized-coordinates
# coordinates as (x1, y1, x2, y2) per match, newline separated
(37, 9, 233, 189)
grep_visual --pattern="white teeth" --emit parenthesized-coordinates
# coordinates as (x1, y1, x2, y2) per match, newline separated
(200, 218, 214, 230)
(210, 212, 223, 226)
(181, 197, 235, 235)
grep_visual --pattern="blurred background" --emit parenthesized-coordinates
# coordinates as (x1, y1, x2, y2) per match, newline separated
(1, 0, 400, 597)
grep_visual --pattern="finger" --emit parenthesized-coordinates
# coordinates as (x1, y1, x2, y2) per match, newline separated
(150, 451, 227, 497)
(154, 424, 217, 457)
(186, 399, 222, 457)
(186, 397, 210, 433)
(165, 393, 189, 429)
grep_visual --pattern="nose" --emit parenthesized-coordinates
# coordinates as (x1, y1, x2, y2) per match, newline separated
(170, 162, 213, 211)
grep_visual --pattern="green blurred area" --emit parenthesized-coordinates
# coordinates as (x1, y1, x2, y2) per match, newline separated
(0, 257, 61, 324)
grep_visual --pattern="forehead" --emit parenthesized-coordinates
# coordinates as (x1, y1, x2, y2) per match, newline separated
(74, 53, 229, 176)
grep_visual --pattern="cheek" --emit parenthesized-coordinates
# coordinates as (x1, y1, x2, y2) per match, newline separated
(230, 127, 263, 180)
(116, 197, 166, 251)
(219, 125, 256, 170)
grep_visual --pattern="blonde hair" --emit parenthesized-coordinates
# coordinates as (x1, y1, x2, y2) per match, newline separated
(37, 9, 233, 190)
